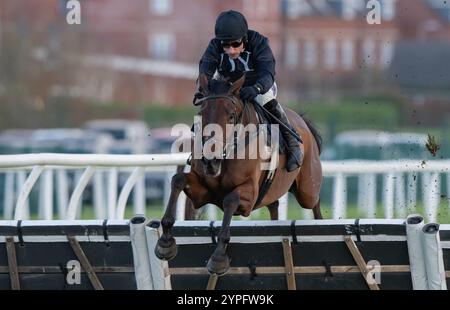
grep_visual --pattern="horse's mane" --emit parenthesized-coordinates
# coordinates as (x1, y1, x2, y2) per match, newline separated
(208, 76, 233, 95)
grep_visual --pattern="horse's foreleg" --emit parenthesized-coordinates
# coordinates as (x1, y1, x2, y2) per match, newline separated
(155, 173, 187, 260)
(207, 184, 254, 275)
(206, 191, 239, 275)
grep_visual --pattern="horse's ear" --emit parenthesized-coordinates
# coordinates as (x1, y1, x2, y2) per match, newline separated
(198, 73, 209, 94)
(229, 74, 246, 95)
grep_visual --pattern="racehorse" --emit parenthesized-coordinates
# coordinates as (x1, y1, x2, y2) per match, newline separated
(155, 74, 323, 275)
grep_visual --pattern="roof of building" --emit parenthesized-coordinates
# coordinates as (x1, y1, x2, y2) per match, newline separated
(282, 0, 380, 18)
(85, 55, 198, 80)
(390, 42, 450, 89)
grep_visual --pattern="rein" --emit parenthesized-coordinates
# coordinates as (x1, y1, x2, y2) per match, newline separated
(194, 94, 239, 106)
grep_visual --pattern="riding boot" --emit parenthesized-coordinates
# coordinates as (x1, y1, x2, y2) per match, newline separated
(264, 99, 303, 172)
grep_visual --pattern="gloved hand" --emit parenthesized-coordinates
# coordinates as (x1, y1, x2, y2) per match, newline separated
(239, 86, 259, 101)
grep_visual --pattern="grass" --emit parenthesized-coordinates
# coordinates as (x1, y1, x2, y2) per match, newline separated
(20, 197, 448, 223)
(242, 200, 449, 223)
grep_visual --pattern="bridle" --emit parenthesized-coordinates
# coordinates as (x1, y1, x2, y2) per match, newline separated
(194, 94, 239, 108)
(193, 93, 249, 159)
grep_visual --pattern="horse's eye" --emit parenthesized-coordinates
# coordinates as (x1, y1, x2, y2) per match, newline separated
(229, 114, 235, 121)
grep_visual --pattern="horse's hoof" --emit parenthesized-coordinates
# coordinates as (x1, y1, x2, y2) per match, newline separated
(206, 255, 230, 276)
(154, 237, 177, 261)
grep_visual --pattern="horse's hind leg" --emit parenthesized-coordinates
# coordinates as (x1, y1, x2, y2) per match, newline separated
(293, 168, 323, 220)
(293, 184, 322, 220)
(267, 201, 279, 220)
(312, 199, 323, 220)
(183, 197, 196, 220)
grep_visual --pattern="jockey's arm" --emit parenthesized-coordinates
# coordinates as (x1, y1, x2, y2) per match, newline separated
(199, 39, 221, 81)
(253, 36, 276, 94)
(194, 39, 222, 100)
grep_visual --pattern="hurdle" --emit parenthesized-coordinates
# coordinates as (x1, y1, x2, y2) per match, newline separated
(0, 216, 448, 290)
(0, 219, 136, 289)
(165, 218, 449, 290)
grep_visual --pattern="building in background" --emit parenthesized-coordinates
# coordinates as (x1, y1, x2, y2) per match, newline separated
(80, 0, 400, 104)
(78, 0, 283, 105)
(1, 0, 449, 107)
(279, 0, 399, 101)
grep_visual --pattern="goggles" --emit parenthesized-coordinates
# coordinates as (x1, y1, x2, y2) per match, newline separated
(221, 39, 244, 48)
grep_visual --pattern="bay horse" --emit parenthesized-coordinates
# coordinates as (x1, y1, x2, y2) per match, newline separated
(155, 74, 323, 275)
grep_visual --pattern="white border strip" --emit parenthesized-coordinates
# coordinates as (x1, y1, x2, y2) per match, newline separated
(0, 220, 130, 227)
(173, 219, 406, 228)
(0, 235, 130, 243)
(440, 224, 450, 231)
(441, 241, 450, 249)
(174, 234, 407, 245)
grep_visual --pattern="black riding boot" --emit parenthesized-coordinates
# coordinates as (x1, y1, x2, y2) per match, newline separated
(264, 99, 303, 172)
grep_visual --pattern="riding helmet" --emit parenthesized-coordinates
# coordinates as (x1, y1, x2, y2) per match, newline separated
(215, 10, 248, 41)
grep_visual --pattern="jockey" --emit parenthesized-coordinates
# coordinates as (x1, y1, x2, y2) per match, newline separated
(195, 10, 302, 172)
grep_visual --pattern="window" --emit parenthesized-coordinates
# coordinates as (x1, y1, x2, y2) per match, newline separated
(324, 39, 337, 70)
(149, 0, 173, 16)
(286, 0, 313, 19)
(363, 38, 376, 66)
(244, 0, 269, 17)
(149, 33, 175, 60)
(379, 40, 394, 69)
(342, 0, 365, 20)
(304, 40, 317, 69)
(341, 39, 354, 70)
(382, 0, 396, 21)
(285, 39, 299, 68)
(314, 0, 332, 14)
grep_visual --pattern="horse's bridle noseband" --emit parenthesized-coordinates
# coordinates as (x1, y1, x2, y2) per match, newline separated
(193, 94, 239, 107)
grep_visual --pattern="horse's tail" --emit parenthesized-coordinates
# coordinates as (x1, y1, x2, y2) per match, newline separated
(301, 114, 322, 155)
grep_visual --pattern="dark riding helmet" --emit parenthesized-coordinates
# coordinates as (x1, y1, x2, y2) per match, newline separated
(215, 10, 248, 41)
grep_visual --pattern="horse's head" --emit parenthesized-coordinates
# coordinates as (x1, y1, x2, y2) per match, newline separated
(194, 73, 246, 176)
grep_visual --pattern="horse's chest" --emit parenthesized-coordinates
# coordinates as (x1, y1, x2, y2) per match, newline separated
(201, 176, 243, 195)
(203, 178, 232, 192)
(203, 178, 221, 190)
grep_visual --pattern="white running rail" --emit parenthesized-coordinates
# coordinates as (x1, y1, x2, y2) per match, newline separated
(0, 153, 449, 221)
